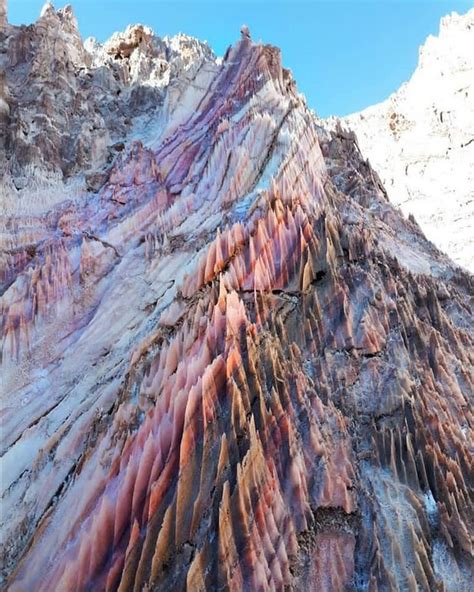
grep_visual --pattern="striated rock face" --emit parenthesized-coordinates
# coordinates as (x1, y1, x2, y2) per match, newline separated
(341, 9, 474, 271)
(1, 5, 473, 592)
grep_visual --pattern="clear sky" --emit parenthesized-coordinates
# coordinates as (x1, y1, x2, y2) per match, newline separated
(8, 0, 473, 117)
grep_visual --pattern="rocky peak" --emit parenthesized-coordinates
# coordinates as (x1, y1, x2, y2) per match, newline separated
(341, 9, 474, 270)
(85, 25, 214, 89)
(102, 24, 154, 59)
(419, 10, 472, 71)
(0, 0, 7, 28)
(1, 3, 216, 196)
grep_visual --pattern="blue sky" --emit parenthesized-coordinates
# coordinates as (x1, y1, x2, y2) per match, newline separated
(9, 1, 473, 117)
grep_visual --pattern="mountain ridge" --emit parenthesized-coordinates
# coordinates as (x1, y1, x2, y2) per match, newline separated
(1, 4, 473, 591)
(342, 8, 474, 271)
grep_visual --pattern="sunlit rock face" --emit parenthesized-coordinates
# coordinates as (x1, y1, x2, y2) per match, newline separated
(0, 1, 214, 198)
(340, 9, 474, 271)
(1, 5, 473, 592)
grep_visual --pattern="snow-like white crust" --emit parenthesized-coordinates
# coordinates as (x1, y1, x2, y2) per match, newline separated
(341, 10, 474, 271)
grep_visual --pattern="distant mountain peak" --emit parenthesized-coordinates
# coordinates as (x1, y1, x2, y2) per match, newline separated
(341, 8, 474, 271)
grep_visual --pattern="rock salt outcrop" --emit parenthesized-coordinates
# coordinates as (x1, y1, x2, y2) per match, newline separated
(341, 9, 474, 271)
(1, 4, 473, 592)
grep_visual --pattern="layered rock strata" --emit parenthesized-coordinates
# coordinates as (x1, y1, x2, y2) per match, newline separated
(1, 5, 473, 592)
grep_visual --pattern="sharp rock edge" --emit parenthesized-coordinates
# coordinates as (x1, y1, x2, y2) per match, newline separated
(1, 4, 473, 592)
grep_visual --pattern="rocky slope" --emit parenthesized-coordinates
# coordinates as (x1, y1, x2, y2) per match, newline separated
(0, 2, 214, 201)
(1, 4, 473, 592)
(342, 9, 474, 271)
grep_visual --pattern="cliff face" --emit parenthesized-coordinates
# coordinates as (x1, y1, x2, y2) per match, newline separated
(1, 5, 473, 592)
(0, 2, 214, 196)
(342, 9, 474, 271)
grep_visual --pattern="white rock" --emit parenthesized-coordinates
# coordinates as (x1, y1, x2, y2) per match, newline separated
(340, 9, 474, 271)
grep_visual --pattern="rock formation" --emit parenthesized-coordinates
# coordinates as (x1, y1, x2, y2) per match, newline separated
(0, 1, 213, 196)
(341, 9, 474, 271)
(1, 4, 473, 592)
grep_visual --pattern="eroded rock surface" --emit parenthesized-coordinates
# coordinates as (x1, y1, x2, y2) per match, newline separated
(1, 4, 473, 592)
(341, 9, 474, 271)
(0, 1, 214, 202)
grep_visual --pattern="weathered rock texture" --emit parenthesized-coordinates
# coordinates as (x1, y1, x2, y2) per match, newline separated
(1, 5, 473, 592)
(0, 1, 213, 200)
(341, 9, 474, 271)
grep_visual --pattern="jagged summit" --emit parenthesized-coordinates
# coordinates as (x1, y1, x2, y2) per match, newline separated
(240, 24, 251, 40)
(0, 2, 215, 199)
(40, 1, 63, 18)
(342, 8, 474, 271)
(1, 4, 473, 592)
